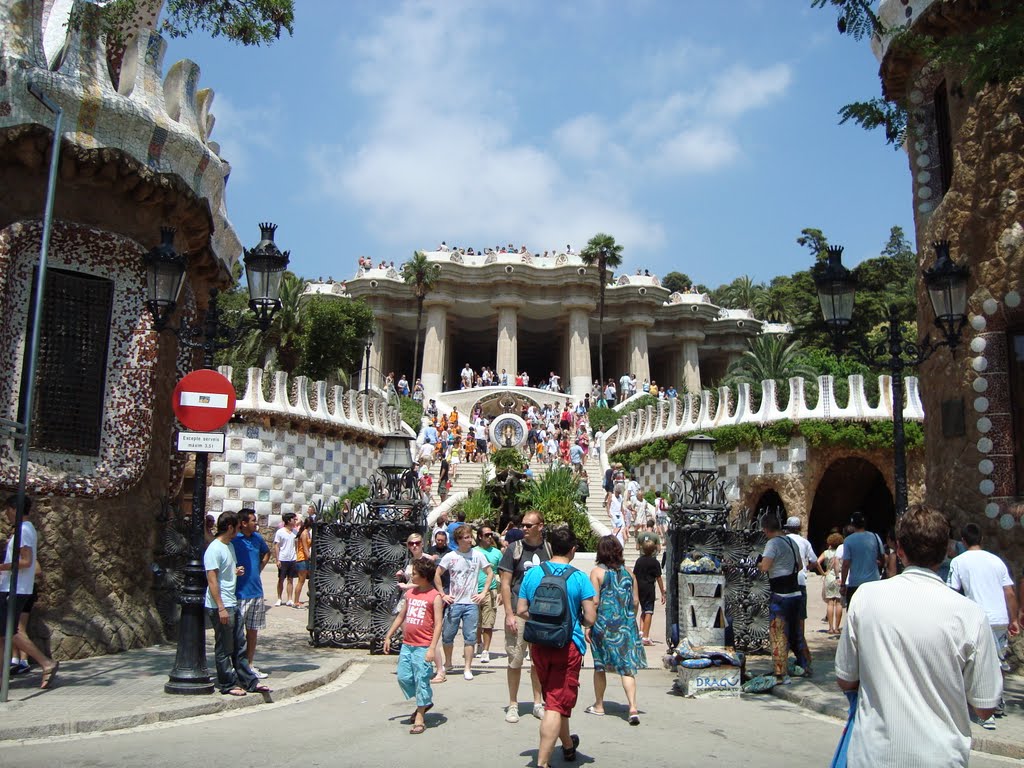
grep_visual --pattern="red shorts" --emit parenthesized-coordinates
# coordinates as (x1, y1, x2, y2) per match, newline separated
(530, 642, 584, 717)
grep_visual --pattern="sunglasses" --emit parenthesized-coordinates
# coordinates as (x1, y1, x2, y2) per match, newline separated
(407, 541, 422, 547)
(521, 523, 538, 529)
(480, 531, 494, 538)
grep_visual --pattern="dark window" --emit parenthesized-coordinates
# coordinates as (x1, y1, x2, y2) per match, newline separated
(18, 268, 114, 455)
(1010, 333, 1024, 494)
(934, 80, 953, 195)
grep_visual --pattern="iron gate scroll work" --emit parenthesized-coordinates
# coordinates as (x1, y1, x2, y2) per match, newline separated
(666, 479, 771, 654)
(308, 467, 426, 652)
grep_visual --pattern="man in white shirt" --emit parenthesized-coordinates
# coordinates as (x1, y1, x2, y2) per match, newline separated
(434, 524, 493, 681)
(836, 505, 1002, 767)
(273, 513, 299, 606)
(784, 516, 825, 637)
(948, 522, 1019, 727)
(1, 495, 58, 689)
(618, 373, 632, 399)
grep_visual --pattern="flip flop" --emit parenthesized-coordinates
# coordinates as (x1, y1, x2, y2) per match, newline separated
(584, 705, 605, 716)
(252, 684, 272, 694)
(224, 687, 247, 697)
(429, 675, 447, 684)
(409, 724, 426, 735)
(40, 661, 59, 690)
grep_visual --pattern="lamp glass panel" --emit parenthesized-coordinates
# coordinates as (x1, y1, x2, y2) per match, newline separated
(150, 262, 185, 306)
(928, 279, 968, 322)
(683, 438, 717, 473)
(817, 284, 855, 325)
(379, 436, 413, 470)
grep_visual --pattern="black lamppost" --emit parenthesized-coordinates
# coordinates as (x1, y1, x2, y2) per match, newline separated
(144, 222, 289, 695)
(363, 328, 374, 396)
(812, 241, 970, 515)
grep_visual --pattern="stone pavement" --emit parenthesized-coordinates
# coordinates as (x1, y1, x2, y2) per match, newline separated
(0, 569, 365, 741)
(744, 574, 1024, 761)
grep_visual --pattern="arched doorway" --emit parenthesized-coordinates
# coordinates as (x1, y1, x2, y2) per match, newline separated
(809, 457, 894, 554)
(754, 489, 786, 526)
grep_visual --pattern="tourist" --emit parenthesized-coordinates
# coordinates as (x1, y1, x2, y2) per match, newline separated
(412, 379, 424, 402)
(517, 525, 595, 767)
(835, 505, 1002, 766)
(204, 513, 216, 547)
(758, 513, 811, 683)
(205, 511, 271, 697)
(948, 522, 1019, 728)
(0, 495, 58, 689)
(232, 508, 271, 676)
(653, 491, 669, 538)
(438, 457, 451, 503)
(460, 363, 473, 390)
(784, 516, 824, 641)
(817, 531, 844, 636)
(632, 537, 665, 646)
(473, 526, 503, 663)
(608, 485, 626, 547)
(619, 372, 631, 400)
(397, 374, 410, 397)
(384, 558, 443, 735)
(430, 528, 452, 559)
(273, 512, 299, 607)
(434, 524, 494, 681)
(636, 519, 660, 553)
(841, 511, 884, 606)
(585, 536, 646, 724)
(498, 510, 551, 723)
(293, 516, 313, 607)
(576, 469, 590, 509)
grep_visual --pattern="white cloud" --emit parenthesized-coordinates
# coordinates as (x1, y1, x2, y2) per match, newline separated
(655, 126, 740, 174)
(707, 63, 793, 118)
(207, 93, 281, 184)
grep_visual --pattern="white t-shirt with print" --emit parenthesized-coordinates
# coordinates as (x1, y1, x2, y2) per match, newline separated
(439, 549, 490, 604)
(274, 526, 297, 561)
(1, 521, 37, 594)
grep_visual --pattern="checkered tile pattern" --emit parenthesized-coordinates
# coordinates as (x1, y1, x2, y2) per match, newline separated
(630, 438, 808, 493)
(207, 423, 381, 525)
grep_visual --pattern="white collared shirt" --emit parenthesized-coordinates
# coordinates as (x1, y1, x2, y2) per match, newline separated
(835, 567, 1002, 768)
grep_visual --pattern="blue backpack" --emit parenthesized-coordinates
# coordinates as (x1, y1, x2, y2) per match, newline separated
(523, 562, 576, 648)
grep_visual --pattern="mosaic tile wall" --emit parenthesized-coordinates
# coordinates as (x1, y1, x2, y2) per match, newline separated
(629, 438, 808, 501)
(207, 423, 382, 525)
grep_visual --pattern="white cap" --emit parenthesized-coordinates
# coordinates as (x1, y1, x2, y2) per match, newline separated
(785, 516, 801, 530)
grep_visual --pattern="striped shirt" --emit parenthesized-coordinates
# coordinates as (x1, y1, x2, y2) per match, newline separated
(835, 566, 1002, 767)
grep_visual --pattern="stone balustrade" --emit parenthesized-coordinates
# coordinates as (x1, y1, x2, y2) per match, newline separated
(606, 374, 924, 453)
(222, 366, 411, 438)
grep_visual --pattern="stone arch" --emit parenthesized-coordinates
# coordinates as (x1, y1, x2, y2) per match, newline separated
(738, 477, 806, 531)
(754, 489, 786, 518)
(809, 457, 895, 554)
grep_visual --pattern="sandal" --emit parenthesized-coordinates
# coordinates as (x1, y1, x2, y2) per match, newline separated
(252, 684, 272, 694)
(584, 705, 605, 716)
(430, 674, 447, 684)
(40, 662, 60, 690)
(224, 687, 247, 697)
(562, 733, 580, 761)
(409, 723, 426, 735)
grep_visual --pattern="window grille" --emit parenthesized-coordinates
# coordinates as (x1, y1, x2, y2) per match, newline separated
(18, 268, 114, 455)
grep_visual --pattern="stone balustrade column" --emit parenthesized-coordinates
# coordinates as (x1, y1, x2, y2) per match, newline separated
(678, 330, 705, 394)
(421, 302, 449, 400)
(567, 306, 594, 399)
(495, 302, 520, 381)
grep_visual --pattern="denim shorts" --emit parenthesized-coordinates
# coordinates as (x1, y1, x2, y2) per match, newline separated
(442, 602, 479, 645)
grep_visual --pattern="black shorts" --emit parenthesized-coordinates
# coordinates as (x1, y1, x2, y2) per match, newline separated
(0, 592, 32, 618)
(278, 561, 299, 579)
(639, 597, 655, 615)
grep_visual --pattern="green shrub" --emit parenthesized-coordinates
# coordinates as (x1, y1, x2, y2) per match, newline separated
(454, 488, 496, 524)
(399, 396, 423, 430)
(340, 485, 370, 506)
(587, 406, 619, 433)
(492, 447, 527, 473)
(518, 466, 596, 551)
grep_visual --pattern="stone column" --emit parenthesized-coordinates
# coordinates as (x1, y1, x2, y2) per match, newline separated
(421, 302, 448, 400)
(495, 302, 519, 381)
(678, 330, 705, 393)
(626, 318, 653, 386)
(567, 307, 593, 399)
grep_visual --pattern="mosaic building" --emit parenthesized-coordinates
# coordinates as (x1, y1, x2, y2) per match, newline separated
(306, 251, 783, 403)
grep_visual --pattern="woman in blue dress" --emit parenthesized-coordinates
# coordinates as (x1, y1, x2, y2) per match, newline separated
(585, 535, 647, 724)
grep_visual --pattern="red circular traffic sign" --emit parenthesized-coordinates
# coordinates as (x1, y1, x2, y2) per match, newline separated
(173, 370, 237, 432)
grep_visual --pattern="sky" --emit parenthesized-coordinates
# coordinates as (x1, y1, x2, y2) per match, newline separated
(168, 0, 916, 289)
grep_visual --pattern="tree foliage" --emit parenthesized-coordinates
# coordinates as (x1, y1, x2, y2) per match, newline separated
(724, 336, 818, 391)
(401, 251, 442, 386)
(78, 0, 295, 46)
(299, 296, 374, 383)
(812, 0, 1024, 146)
(580, 233, 624, 386)
(661, 271, 692, 294)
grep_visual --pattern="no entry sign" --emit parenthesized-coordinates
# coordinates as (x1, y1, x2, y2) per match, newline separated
(173, 369, 237, 432)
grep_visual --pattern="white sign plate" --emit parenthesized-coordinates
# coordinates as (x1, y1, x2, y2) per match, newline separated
(177, 431, 226, 453)
(180, 391, 230, 409)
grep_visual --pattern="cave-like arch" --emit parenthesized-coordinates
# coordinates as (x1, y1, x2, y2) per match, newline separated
(809, 457, 894, 554)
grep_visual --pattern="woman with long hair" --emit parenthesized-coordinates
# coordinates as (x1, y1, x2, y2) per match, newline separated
(585, 535, 647, 724)
(818, 531, 844, 635)
(293, 516, 314, 607)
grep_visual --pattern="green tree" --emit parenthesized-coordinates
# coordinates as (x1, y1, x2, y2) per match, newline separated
(797, 227, 830, 260)
(76, 0, 295, 46)
(580, 233, 624, 386)
(752, 284, 792, 323)
(401, 251, 442, 387)
(298, 296, 374, 383)
(661, 271, 692, 294)
(812, 0, 1024, 146)
(723, 336, 818, 391)
(255, 272, 306, 373)
(719, 274, 765, 310)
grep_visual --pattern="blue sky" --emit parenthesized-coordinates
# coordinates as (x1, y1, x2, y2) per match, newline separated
(169, 0, 915, 289)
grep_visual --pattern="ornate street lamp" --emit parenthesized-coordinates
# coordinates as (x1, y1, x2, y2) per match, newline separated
(681, 433, 721, 506)
(812, 240, 970, 515)
(144, 223, 290, 695)
(363, 327, 374, 395)
(371, 431, 417, 501)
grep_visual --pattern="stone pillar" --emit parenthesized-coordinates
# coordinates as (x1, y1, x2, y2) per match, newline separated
(495, 303, 519, 381)
(567, 307, 593, 399)
(421, 302, 448, 400)
(679, 330, 705, 393)
(626, 319, 653, 386)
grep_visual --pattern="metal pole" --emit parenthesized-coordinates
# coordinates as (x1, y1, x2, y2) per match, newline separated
(165, 290, 220, 694)
(363, 342, 371, 396)
(2, 84, 63, 704)
(887, 305, 909, 517)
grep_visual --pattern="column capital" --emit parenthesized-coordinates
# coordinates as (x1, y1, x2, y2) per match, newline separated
(623, 314, 655, 328)
(564, 300, 596, 313)
(492, 295, 525, 309)
(675, 330, 706, 343)
(423, 296, 454, 309)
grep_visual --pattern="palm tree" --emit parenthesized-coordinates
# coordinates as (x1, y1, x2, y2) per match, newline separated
(721, 274, 765, 310)
(401, 251, 441, 386)
(235, 272, 306, 373)
(752, 285, 791, 323)
(723, 335, 817, 391)
(579, 233, 623, 387)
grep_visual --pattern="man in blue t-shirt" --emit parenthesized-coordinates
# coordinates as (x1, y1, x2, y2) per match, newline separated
(517, 526, 596, 768)
(841, 510, 884, 605)
(232, 508, 271, 677)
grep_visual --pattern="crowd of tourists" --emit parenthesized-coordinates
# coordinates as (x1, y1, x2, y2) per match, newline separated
(436, 241, 575, 258)
(386, 510, 664, 767)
